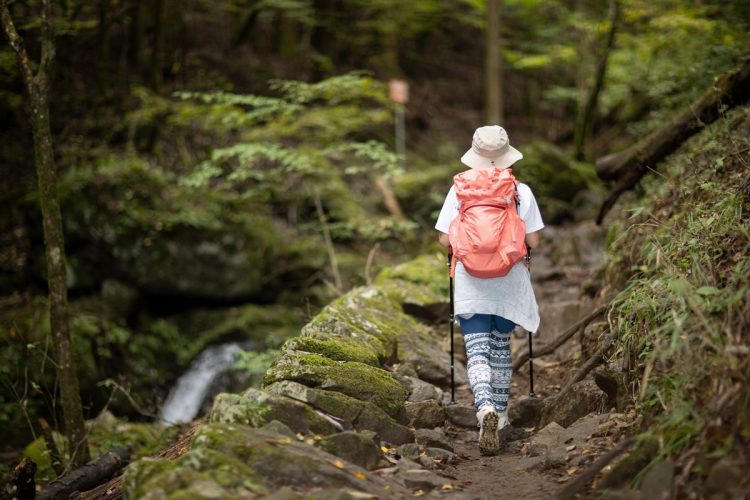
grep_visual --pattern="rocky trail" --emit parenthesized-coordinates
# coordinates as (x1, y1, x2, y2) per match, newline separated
(376, 221, 640, 499)
(71, 221, 639, 500)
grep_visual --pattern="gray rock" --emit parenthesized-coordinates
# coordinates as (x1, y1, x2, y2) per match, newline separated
(422, 447, 456, 464)
(539, 379, 607, 428)
(404, 377, 444, 403)
(705, 458, 743, 495)
(638, 460, 674, 499)
(397, 443, 421, 460)
(400, 469, 449, 490)
(261, 420, 298, 439)
(445, 403, 477, 428)
(509, 397, 545, 428)
(398, 326, 468, 385)
(208, 389, 338, 435)
(319, 431, 381, 470)
(528, 422, 564, 457)
(267, 381, 413, 445)
(415, 428, 453, 452)
(405, 400, 445, 429)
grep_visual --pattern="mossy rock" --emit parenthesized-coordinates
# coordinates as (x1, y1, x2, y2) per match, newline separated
(263, 352, 407, 421)
(301, 286, 406, 363)
(266, 381, 413, 445)
(282, 336, 379, 366)
(319, 431, 381, 470)
(207, 389, 339, 436)
(398, 320, 458, 385)
(182, 423, 405, 496)
(123, 447, 267, 499)
(375, 253, 449, 299)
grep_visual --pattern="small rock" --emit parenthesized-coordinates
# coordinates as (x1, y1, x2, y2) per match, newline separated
(509, 397, 544, 428)
(319, 431, 382, 470)
(415, 428, 453, 452)
(400, 469, 448, 490)
(423, 447, 456, 464)
(528, 422, 565, 456)
(638, 460, 674, 499)
(404, 377, 444, 403)
(445, 403, 477, 428)
(405, 400, 445, 429)
(261, 420, 297, 439)
(397, 443, 421, 460)
(705, 458, 742, 494)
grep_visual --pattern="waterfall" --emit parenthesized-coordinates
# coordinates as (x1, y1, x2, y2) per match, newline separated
(157, 342, 243, 425)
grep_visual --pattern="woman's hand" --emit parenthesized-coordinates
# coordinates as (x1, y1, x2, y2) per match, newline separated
(438, 232, 450, 247)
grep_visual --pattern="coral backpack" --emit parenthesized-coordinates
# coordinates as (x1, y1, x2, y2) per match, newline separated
(449, 167, 527, 278)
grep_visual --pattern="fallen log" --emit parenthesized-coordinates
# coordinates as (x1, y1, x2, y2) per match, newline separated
(37, 448, 129, 500)
(13, 457, 37, 500)
(512, 306, 607, 372)
(595, 57, 750, 224)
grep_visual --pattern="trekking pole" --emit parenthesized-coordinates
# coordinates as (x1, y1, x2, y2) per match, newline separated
(448, 247, 456, 404)
(526, 246, 536, 398)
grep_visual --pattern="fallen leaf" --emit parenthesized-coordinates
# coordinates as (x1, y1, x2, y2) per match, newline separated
(413, 489, 425, 497)
(353, 471, 367, 480)
(441, 484, 454, 490)
(381, 446, 390, 453)
(566, 445, 577, 452)
(566, 466, 580, 475)
(557, 477, 570, 483)
(332, 459, 346, 469)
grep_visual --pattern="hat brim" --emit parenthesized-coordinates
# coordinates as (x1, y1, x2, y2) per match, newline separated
(460, 145, 523, 170)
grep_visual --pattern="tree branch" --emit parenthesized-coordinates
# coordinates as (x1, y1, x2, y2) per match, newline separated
(39, 0, 56, 87)
(0, 0, 34, 90)
(513, 306, 607, 372)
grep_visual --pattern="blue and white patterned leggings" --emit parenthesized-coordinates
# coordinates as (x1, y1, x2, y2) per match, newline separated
(458, 314, 515, 413)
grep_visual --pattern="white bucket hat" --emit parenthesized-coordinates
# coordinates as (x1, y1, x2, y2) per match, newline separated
(460, 125, 523, 170)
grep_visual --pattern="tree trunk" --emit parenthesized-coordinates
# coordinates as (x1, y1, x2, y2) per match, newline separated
(1, 0, 90, 469)
(485, 0, 502, 124)
(573, 0, 619, 160)
(595, 56, 750, 223)
(127, 0, 142, 66)
(97, 0, 111, 93)
(151, 0, 165, 93)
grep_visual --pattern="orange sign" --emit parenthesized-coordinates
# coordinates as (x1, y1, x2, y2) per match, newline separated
(389, 79, 409, 104)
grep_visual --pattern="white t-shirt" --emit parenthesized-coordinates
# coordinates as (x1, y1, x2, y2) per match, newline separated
(434, 176, 544, 332)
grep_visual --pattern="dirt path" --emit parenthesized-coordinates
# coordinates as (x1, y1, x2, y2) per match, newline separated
(426, 222, 608, 499)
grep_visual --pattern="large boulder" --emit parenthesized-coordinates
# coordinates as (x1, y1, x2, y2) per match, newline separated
(266, 381, 413, 445)
(207, 389, 339, 435)
(319, 431, 381, 470)
(539, 379, 608, 428)
(123, 423, 407, 498)
(263, 352, 408, 421)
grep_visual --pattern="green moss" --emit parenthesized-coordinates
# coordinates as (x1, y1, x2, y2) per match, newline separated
(263, 352, 406, 419)
(283, 336, 379, 366)
(123, 447, 266, 499)
(208, 389, 338, 435)
(374, 254, 448, 298)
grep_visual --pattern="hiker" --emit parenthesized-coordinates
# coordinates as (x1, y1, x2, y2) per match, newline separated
(435, 125, 543, 455)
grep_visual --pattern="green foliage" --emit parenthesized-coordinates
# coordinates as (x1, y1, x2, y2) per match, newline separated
(233, 349, 280, 377)
(604, 107, 750, 483)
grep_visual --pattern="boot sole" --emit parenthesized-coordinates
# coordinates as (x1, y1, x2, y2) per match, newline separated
(479, 412, 500, 456)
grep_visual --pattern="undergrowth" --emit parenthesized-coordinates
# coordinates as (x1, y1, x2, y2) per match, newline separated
(603, 106, 750, 493)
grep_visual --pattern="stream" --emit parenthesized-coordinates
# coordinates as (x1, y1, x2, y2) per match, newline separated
(157, 342, 244, 425)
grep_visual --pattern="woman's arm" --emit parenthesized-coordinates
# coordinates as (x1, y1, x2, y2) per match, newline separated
(438, 232, 450, 247)
(526, 231, 540, 249)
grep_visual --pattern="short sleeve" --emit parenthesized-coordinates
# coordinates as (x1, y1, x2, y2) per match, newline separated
(435, 186, 459, 233)
(517, 183, 544, 234)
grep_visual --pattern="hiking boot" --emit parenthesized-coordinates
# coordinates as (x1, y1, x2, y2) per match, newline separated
(477, 404, 500, 456)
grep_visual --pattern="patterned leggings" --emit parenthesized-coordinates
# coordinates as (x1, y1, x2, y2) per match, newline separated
(458, 314, 515, 413)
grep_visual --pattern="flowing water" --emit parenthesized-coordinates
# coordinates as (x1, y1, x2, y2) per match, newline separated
(157, 342, 244, 425)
